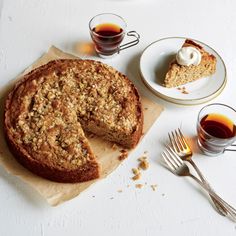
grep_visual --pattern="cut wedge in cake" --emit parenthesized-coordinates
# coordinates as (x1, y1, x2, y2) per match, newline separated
(4, 59, 143, 183)
(163, 39, 217, 88)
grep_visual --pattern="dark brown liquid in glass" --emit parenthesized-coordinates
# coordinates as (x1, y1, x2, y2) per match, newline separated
(91, 23, 124, 55)
(200, 113, 236, 139)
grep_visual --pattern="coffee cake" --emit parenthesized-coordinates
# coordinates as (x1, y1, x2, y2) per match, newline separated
(4, 59, 143, 183)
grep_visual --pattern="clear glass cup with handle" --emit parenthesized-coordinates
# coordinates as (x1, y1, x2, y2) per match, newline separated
(197, 103, 236, 156)
(89, 13, 140, 58)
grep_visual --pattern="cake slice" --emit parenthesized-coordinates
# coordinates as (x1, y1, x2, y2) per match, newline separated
(163, 39, 217, 88)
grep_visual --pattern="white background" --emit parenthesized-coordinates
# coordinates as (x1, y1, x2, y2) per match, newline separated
(0, 0, 236, 235)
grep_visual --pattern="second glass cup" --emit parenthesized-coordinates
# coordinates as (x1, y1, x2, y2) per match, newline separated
(89, 13, 139, 58)
(197, 103, 236, 156)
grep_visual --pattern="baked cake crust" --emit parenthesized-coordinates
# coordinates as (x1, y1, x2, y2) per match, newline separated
(164, 39, 217, 88)
(4, 59, 143, 183)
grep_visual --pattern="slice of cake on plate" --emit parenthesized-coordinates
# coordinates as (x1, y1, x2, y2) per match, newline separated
(163, 39, 217, 88)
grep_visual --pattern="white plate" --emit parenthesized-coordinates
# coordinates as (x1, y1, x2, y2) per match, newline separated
(139, 37, 227, 105)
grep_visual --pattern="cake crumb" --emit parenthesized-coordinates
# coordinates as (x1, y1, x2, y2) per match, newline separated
(139, 158, 149, 170)
(138, 156, 147, 161)
(118, 149, 128, 161)
(131, 168, 141, 180)
(182, 90, 189, 94)
(135, 184, 143, 189)
(127, 184, 130, 188)
(150, 184, 157, 191)
(144, 107, 148, 110)
(138, 155, 149, 170)
(117, 189, 123, 193)
(130, 152, 151, 183)
(132, 168, 139, 175)
(132, 173, 141, 181)
(177, 86, 189, 94)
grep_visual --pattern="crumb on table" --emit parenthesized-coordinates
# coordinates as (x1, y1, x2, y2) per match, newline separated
(138, 156, 147, 161)
(131, 168, 141, 180)
(135, 184, 143, 189)
(132, 168, 139, 175)
(138, 156, 149, 170)
(132, 173, 141, 181)
(150, 184, 157, 191)
(138, 158, 149, 170)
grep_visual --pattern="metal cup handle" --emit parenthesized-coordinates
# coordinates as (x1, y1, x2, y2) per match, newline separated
(224, 143, 236, 152)
(118, 31, 140, 53)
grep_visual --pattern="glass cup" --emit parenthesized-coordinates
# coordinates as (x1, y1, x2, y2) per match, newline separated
(197, 103, 236, 156)
(89, 13, 140, 58)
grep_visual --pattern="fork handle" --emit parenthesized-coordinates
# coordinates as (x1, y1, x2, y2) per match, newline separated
(189, 173, 236, 221)
(188, 159, 228, 216)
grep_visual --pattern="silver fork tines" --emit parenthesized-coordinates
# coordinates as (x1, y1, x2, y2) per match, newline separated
(168, 128, 192, 157)
(162, 146, 183, 174)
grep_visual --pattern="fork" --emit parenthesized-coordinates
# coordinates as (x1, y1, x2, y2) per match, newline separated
(168, 128, 227, 216)
(162, 145, 236, 221)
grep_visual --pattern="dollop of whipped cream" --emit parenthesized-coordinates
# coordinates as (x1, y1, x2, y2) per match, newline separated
(176, 46, 202, 66)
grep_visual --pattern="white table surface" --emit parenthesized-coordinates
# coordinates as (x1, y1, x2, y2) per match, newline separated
(1, 0, 236, 235)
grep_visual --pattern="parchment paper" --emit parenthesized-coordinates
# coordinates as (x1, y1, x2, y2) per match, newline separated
(0, 46, 163, 206)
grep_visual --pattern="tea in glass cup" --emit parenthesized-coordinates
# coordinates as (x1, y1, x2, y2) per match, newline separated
(89, 13, 139, 58)
(197, 103, 236, 156)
